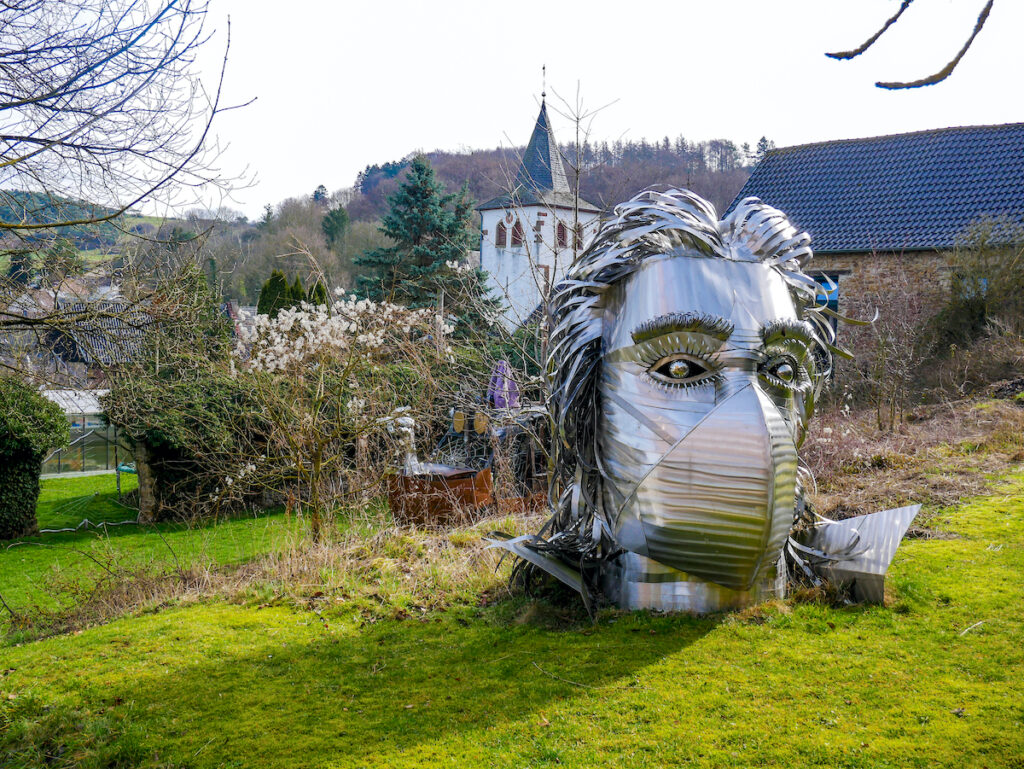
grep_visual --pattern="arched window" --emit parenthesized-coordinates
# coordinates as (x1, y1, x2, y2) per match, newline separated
(511, 219, 524, 247)
(556, 222, 568, 248)
(574, 223, 584, 251)
(495, 221, 507, 247)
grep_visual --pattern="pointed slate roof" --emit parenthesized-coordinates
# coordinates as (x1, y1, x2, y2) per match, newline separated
(478, 101, 601, 213)
(516, 101, 570, 193)
(728, 122, 1024, 253)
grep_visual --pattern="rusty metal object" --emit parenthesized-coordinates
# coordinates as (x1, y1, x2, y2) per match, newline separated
(390, 407, 548, 526)
(389, 466, 494, 526)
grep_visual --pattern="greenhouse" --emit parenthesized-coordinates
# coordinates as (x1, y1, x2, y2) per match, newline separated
(39, 390, 130, 475)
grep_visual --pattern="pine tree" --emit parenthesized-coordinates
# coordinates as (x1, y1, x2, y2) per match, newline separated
(307, 280, 328, 307)
(354, 155, 498, 332)
(40, 238, 84, 284)
(322, 205, 349, 252)
(755, 136, 776, 163)
(256, 269, 289, 317)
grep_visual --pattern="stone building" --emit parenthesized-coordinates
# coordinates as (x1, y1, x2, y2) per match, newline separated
(477, 100, 602, 328)
(730, 122, 1024, 333)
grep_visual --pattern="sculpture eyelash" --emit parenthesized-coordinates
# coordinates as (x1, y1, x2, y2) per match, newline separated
(643, 352, 723, 390)
(760, 319, 817, 350)
(759, 354, 812, 393)
(631, 312, 734, 344)
(631, 336, 722, 368)
(642, 369, 724, 392)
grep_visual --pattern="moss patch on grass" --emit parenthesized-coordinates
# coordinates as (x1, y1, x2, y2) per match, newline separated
(3, 476, 1024, 767)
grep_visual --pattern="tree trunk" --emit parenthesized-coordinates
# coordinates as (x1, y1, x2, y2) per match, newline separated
(134, 442, 159, 523)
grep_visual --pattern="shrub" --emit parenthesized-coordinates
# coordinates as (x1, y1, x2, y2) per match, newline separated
(0, 378, 69, 539)
(932, 218, 1024, 347)
(105, 264, 272, 521)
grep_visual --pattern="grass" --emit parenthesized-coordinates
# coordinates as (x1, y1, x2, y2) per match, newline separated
(2, 471, 1023, 767)
(1, 474, 298, 622)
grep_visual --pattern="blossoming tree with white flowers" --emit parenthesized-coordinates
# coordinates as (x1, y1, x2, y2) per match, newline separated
(235, 292, 456, 539)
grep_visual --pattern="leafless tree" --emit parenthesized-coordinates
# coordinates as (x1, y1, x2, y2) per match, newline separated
(827, 0, 995, 89)
(0, 0, 240, 232)
(0, 0, 245, 385)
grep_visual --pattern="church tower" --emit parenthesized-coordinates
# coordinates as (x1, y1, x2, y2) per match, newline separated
(477, 100, 601, 328)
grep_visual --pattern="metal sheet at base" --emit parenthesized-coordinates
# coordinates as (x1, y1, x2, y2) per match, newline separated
(603, 551, 786, 613)
(485, 535, 585, 595)
(804, 504, 920, 604)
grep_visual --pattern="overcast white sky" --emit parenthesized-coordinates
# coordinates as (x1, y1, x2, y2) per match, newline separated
(195, 0, 1024, 219)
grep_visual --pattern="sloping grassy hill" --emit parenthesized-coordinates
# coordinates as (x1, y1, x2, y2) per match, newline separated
(2, 473, 1022, 768)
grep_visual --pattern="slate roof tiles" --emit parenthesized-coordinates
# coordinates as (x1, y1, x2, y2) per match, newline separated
(730, 123, 1024, 253)
(478, 101, 600, 213)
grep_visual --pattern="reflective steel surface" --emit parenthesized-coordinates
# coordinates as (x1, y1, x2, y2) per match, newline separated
(794, 504, 920, 604)
(495, 188, 914, 613)
(599, 256, 803, 591)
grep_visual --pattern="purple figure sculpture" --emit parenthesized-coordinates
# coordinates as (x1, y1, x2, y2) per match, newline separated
(487, 360, 520, 410)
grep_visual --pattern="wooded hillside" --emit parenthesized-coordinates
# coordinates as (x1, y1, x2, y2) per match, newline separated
(347, 134, 757, 221)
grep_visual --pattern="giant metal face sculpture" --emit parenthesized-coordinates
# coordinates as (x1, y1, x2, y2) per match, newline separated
(600, 254, 808, 597)
(490, 189, 917, 613)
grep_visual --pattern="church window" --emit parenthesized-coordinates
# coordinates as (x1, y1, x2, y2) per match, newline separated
(557, 222, 568, 248)
(495, 221, 507, 247)
(511, 219, 524, 247)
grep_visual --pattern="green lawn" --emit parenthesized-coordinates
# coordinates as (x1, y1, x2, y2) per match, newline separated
(2, 474, 296, 615)
(2, 475, 1023, 767)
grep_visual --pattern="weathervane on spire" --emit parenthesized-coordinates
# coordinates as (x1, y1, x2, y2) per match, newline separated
(541, 64, 546, 100)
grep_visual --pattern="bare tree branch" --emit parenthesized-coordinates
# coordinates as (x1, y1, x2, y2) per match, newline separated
(826, 0, 915, 60)
(877, 0, 995, 89)
(826, 0, 995, 90)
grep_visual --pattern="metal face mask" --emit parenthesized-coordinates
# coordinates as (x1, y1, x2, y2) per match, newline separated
(600, 255, 811, 590)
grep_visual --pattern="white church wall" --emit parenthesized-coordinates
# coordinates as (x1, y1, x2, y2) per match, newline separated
(481, 206, 600, 328)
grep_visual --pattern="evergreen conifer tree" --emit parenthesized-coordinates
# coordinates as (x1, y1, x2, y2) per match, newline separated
(355, 155, 498, 332)
(322, 206, 349, 252)
(308, 280, 328, 307)
(256, 269, 289, 317)
(6, 251, 33, 285)
(289, 275, 305, 306)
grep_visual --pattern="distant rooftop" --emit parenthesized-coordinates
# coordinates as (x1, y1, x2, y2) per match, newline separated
(729, 123, 1024, 253)
(41, 389, 108, 415)
(478, 101, 600, 213)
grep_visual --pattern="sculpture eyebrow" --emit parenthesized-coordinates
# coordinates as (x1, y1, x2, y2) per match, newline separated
(631, 312, 734, 344)
(760, 319, 816, 349)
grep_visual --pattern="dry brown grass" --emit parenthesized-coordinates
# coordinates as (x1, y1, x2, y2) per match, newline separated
(11, 508, 547, 641)
(803, 397, 1024, 526)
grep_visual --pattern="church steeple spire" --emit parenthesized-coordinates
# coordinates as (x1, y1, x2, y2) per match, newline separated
(514, 99, 570, 194)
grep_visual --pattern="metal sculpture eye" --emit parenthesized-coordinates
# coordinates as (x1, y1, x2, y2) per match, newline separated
(760, 355, 806, 391)
(773, 361, 795, 383)
(649, 355, 714, 386)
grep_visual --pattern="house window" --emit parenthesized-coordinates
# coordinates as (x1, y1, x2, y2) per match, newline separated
(574, 223, 584, 251)
(557, 222, 568, 248)
(814, 274, 840, 335)
(495, 221, 507, 248)
(511, 219, 524, 247)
